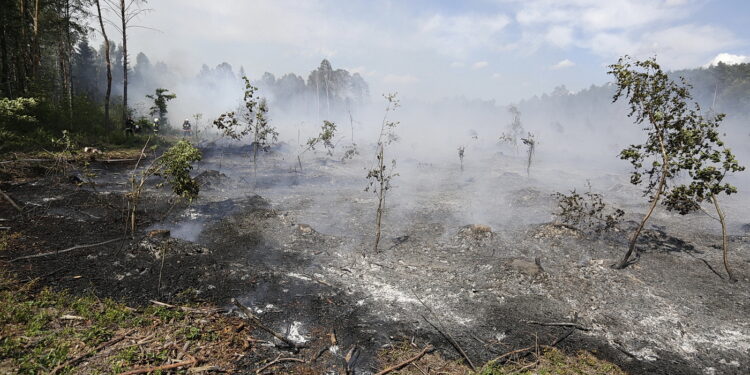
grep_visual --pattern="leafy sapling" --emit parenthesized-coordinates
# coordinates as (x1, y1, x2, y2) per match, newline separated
(553, 184, 625, 233)
(297, 120, 337, 171)
(366, 93, 400, 254)
(521, 132, 536, 175)
(251, 98, 279, 162)
(146, 88, 176, 126)
(213, 76, 278, 169)
(126, 140, 202, 236)
(609, 56, 744, 275)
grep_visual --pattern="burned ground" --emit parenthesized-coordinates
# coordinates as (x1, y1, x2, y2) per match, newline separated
(1, 146, 749, 374)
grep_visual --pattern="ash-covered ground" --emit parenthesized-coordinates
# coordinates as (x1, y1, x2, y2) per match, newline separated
(158, 141, 750, 374)
(4, 141, 750, 374)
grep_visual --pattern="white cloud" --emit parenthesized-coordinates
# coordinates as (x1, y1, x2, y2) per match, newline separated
(545, 26, 574, 48)
(705, 53, 750, 67)
(472, 61, 489, 69)
(383, 74, 419, 84)
(509, 0, 736, 69)
(516, 0, 690, 32)
(551, 59, 575, 69)
(450, 61, 465, 68)
(491, 73, 502, 79)
(418, 13, 511, 58)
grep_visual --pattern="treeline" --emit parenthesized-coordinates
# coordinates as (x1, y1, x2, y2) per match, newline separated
(256, 59, 369, 116)
(0, 0, 370, 153)
(517, 62, 750, 139)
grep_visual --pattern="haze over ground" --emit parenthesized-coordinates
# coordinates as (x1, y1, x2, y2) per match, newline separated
(92, 0, 750, 104)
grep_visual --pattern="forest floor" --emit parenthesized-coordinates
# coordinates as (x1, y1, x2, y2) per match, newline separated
(0, 143, 748, 374)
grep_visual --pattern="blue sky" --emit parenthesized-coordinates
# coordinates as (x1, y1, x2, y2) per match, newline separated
(118, 0, 750, 104)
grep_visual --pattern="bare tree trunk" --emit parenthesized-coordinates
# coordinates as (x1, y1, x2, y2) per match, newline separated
(616, 132, 669, 269)
(615, 178, 663, 269)
(95, 0, 112, 130)
(711, 194, 736, 281)
(373, 144, 385, 253)
(64, 0, 73, 125)
(121, 0, 128, 125)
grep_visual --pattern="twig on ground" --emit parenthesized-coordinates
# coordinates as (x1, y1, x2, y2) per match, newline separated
(0, 187, 23, 212)
(232, 298, 301, 350)
(522, 320, 590, 331)
(413, 292, 476, 372)
(254, 354, 305, 374)
(310, 347, 328, 362)
(489, 346, 534, 364)
(50, 329, 134, 374)
(118, 352, 197, 375)
(550, 326, 577, 346)
(374, 345, 433, 375)
(419, 314, 475, 371)
(9, 237, 124, 262)
(149, 300, 226, 314)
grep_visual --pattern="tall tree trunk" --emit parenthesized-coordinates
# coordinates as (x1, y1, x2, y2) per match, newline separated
(64, 0, 72, 125)
(95, 0, 112, 130)
(711, 194, 736, 281)
(1, 19, 11, 97)
(31, 0, 39, 74)
(17, 0, 28, 95)
(121, 0, 128, 126)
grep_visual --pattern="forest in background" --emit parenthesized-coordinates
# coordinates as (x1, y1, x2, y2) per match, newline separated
(1, 0, 748, 154)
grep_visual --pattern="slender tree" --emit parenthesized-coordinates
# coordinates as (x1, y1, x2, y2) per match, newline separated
(609, 56, 744, 273)
(366, 93, 400, 254)
(95, 0, 112, 129)
(103, 0, 149, 124)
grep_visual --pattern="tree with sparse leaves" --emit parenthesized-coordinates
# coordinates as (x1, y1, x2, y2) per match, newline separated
(366, 93, 400, 254)
(146, 88, 176, 125)
(214, 76, 278, 167)
(609, 56, 744, 278)
(127, 139, 202, 235)
(297, 120, 336, 171)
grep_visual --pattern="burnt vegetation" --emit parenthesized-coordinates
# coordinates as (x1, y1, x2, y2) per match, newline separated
(0, 1, 749, 373)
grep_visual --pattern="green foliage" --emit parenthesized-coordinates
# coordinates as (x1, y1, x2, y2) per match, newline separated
(609, 55, 744, 213)
(146, 88, 176, 123)
(366, 93, 401, 252)
(0, 97, 38, 127)
(366, 93, 400, 196)
(553, 185, 624, 233)
(214, 77, 279, 156)
(306, 120, 337, 155)
(153, 140, 203, 201)
(213, 76, 258, 140)
(253, 97, 279, 153)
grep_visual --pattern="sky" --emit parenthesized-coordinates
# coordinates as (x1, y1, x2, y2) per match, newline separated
(101, 0, 750, 104)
